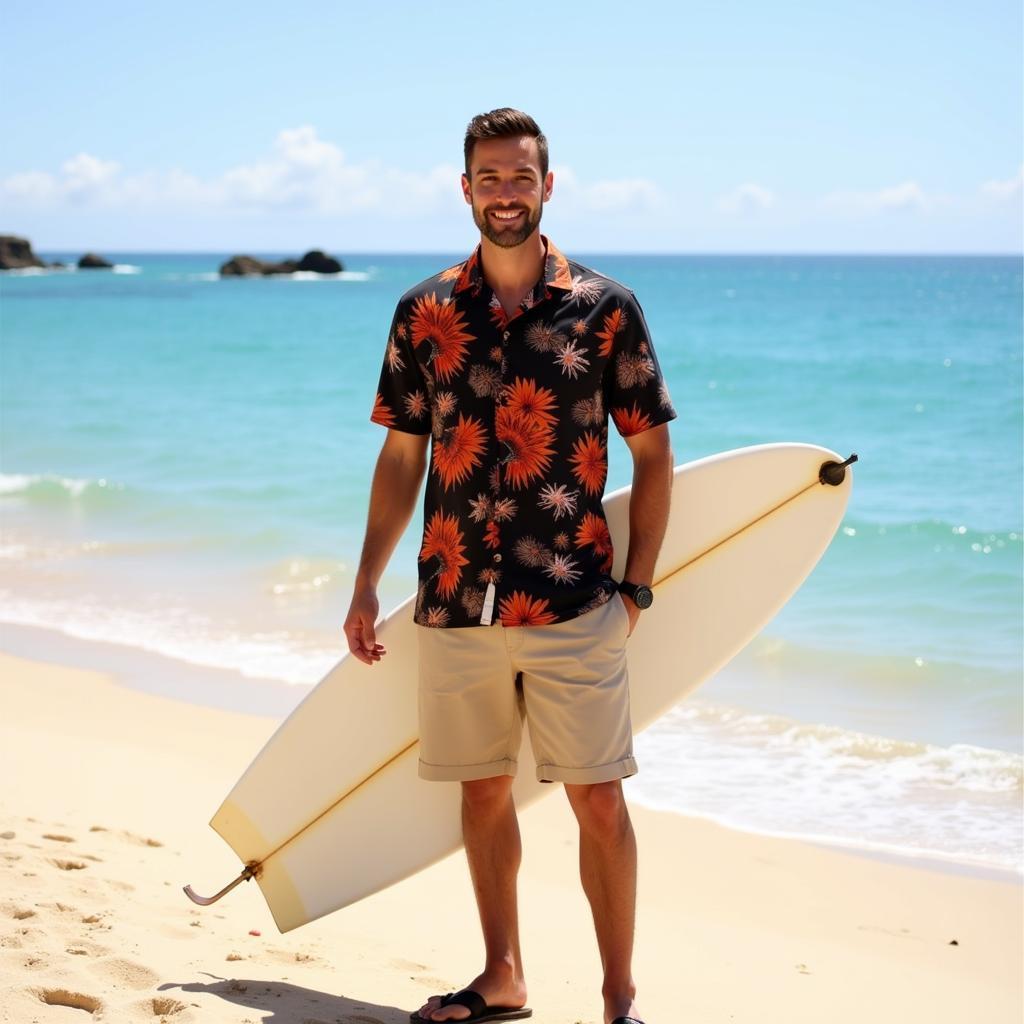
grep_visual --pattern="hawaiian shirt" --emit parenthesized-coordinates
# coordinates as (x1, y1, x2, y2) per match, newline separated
(370, 236, 676, 628)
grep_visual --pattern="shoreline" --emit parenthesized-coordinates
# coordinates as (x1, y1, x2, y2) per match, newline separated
(0, 648, 1020, 1023)
(2, 620, 1020, 887)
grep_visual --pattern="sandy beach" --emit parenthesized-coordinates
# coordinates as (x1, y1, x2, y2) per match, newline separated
(0, 647, 1020, 1024)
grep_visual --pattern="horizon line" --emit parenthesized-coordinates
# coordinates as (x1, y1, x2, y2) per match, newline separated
(19, 247, 1024, 259)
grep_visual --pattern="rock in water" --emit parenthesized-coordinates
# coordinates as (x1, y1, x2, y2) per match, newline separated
(0, 235, 46, 270)
(296, 250, 343, 273)
(219, 250, 344, 276)
(219, 255, 266, 276)
(78, 252, 114, 269)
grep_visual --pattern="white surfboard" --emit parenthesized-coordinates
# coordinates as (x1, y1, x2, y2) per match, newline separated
(186, 442, 855, 932)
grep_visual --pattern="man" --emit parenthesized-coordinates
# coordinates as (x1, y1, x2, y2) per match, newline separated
(343, 108, 675, 1024)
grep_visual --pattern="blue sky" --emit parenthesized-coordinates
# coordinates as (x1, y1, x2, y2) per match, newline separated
(3, 0, 1021, 253)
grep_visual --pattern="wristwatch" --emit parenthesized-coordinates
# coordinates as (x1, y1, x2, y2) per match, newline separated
(618, 580, 654, 610)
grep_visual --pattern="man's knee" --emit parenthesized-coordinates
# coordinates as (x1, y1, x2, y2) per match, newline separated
(461, 774, 515, 814)
(565, 779, 629, 836)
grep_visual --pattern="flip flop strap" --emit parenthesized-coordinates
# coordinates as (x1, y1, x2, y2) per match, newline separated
(441, 989, 487, 1018)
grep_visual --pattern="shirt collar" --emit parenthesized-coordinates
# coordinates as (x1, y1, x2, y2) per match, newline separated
(453, 235, 573, 297)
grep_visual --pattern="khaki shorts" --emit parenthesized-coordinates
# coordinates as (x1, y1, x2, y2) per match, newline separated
(416, 594, 636, 785)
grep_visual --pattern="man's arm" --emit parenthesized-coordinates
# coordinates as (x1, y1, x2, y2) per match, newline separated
(619, 423, 674, 635)
(344, 429, 429, 665)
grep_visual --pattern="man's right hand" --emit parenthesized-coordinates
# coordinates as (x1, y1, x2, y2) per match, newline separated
(343, 587, 386, 666)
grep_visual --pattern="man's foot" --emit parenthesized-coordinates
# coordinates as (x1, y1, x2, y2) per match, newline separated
(413, 968, 528, 1022)
(605, 994, 643, 1024)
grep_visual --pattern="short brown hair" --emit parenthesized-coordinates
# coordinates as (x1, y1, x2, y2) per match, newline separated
(464, 108, 548, 179)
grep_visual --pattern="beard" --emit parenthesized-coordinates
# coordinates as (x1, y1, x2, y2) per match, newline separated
(472, 200, 543, 248)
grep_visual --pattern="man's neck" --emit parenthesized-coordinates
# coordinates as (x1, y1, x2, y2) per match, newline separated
(478, 231, 546, 316)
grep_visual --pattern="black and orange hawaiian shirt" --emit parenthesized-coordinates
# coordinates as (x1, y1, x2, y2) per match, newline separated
(370, 236, 676, 628)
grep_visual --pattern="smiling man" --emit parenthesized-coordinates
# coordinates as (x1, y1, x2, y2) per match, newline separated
(343, 108, 676, 1024)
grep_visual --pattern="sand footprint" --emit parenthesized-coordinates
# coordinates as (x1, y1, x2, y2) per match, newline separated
(31, 988, 104, 1014)
(49, 858, 88, 871)
(137, 995, 188, 1017)
(42, 834, 76, 843)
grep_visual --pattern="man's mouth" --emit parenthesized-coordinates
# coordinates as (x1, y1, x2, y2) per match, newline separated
(490, 209, 525, 222)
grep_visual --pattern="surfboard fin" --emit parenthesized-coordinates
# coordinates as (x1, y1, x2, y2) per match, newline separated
(183, 862, 260, 906)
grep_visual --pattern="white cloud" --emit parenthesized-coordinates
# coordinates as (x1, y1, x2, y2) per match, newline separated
(822, 180, 931, 214)
(0, 127, 661, 221)
(718, 183, 776, 215)
(548, 166, 664, 214)
(980, 165, 1023, 202)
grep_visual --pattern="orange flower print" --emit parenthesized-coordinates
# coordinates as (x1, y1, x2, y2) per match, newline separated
(386, 338, 405, 373)
(569, 432, 607, 496)
(571, 391, 604, 427)
(483, 521, 501, 549)
(554, 339, 591, 380)
(503, 377, 557, 429)
(435, 391, 457, 417)
(496, 407, 555, 490)
(572, 318, 588, 337)
(492, 497, 518, 521)
(409, 293, 474, 382)
(371, 393, 396, 427)
(596, 306, 628, 358)
(499, 591, 558, 627)
(612, 403, 654, 437)
(420, 510, 469, 600)
(574, 512, 614, 571)
(403, 389, 428, 421)
(525, 321, 566, 353)
(438, 262, 463, 283)
(434, 414, 487, 490)
(424, 605, 451, 627)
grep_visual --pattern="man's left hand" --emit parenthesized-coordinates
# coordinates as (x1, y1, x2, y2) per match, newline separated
(617, 591, 642, 637)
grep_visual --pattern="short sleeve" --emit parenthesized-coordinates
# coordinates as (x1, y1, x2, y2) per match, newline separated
(604, 291, 677, 437)
(370, 301, 432, 435)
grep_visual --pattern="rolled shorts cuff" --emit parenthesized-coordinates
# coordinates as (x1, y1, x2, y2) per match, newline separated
(418, 756, 518, 782)
(535, 755, 638, 785)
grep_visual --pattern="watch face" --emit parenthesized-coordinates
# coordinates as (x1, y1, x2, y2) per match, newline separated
(634, 585, 654, 609)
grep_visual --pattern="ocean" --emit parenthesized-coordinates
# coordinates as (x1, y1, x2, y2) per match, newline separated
(1, 251, 1021, 875)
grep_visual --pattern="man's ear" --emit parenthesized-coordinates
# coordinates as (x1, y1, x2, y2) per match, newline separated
(543, 170, 554, 202)
(461, 173, 473, 205)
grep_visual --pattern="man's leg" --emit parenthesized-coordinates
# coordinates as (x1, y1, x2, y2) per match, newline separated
(564, 780, 641, 1024)
(415, 774, 529, 1022)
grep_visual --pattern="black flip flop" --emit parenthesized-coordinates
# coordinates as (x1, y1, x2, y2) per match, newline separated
(410, 988, 532, 1022)
(611, 1017, 646, 1024)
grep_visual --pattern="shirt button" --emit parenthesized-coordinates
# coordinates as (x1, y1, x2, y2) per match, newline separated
(493, 553, 502, 563)
(502, 331, 510, 343)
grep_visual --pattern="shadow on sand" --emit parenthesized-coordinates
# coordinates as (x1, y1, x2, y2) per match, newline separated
(162, 974, 414, 1024)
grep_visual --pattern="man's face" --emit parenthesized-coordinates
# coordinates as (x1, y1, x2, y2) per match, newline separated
(461, 136, 554, 248)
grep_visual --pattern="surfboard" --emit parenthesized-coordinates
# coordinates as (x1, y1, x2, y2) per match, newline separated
(186, 442, 855, 932)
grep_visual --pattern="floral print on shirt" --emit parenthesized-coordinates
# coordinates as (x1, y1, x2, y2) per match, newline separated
(371, 237, 676, 628)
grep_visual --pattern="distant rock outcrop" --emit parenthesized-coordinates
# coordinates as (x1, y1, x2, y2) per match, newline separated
(78, 252, 114, 269)
(219, 249, 344, 277)
(0, 235, 46, 270)
(296, 250, 343, 274)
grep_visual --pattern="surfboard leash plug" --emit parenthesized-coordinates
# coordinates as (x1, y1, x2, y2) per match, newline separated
(819, 453, 858, 486)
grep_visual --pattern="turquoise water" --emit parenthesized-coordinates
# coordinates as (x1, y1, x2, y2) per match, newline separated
(2, 253, 1021, 871)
